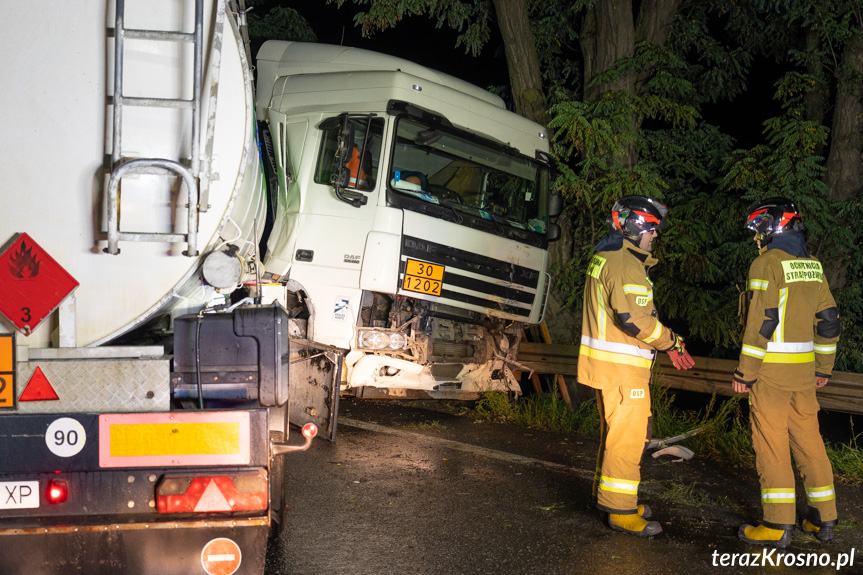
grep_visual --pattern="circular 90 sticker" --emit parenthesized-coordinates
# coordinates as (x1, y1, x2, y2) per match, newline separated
(45, 417, 86, 457)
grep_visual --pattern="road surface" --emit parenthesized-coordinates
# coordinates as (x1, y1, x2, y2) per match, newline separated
(266, 399, 863, 575)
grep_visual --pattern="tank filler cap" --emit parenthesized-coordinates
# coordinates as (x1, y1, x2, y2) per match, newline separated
(202, 246, 244, 290)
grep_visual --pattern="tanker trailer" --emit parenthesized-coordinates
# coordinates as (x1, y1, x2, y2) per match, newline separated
(0, 1, 325, 573)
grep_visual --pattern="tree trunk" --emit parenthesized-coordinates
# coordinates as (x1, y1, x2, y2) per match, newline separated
(634, 0, 682, 95)
(545, 0, 681, 352)
(804, 29, 828, 136)
(491, 0, 548, 126)
(823, 32, 863, 288)
(581, 0, 635, 104)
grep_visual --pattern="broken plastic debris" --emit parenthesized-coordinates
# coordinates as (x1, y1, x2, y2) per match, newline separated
(651, 445, 695, 462)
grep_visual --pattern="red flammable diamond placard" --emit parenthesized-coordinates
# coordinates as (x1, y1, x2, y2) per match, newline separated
(0, 233, 79, 336)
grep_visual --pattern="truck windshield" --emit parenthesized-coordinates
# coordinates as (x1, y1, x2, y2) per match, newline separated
(388, 117, 549, 238)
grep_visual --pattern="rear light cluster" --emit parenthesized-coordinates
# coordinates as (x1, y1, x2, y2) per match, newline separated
(156, 471, 268, 513)
(357, 329, 408, 350)
(46, 479, 69, 504)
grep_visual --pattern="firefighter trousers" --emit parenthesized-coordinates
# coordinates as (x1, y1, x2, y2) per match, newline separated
(592, 381, 652, 514)
(750, 382, 837, 528)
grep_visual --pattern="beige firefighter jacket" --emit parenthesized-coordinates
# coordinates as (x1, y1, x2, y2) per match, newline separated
(577, 235, 676, 389)
(735, 244, 840, 391)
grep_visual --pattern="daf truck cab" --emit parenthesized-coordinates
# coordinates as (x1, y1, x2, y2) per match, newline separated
(255, 42, 561, 403)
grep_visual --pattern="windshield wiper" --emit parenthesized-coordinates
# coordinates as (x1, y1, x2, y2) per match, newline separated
(440, 200, 464, 224)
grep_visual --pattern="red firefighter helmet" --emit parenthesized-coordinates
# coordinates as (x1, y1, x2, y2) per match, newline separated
(609, 195, 668, 240)
(745, 197, 804, 238)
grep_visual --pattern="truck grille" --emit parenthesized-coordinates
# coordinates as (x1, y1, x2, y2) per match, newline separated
(400, 236, 540, 321)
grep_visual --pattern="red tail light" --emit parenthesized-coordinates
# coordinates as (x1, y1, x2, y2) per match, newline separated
(46, 479, 69, 504)
(156, 471, 268, 513)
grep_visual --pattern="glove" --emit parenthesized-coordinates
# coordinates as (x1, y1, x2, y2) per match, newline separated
(667, 335, 695, 370)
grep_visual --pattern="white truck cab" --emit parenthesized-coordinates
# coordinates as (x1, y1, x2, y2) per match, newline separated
(255, 42, 561, 400)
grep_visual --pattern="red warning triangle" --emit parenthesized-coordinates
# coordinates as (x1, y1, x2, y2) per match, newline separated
(19, 366, 59, 401)
(194, 479, 233, 512)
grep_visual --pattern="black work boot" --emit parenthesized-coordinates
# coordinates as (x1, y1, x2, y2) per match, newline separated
(801, 508, 838, 542)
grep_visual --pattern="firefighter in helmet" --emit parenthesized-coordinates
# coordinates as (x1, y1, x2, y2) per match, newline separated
(577, 195, 695, 537)
(734, 197, 841, 548)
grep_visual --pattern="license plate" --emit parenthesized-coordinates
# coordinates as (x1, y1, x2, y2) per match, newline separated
(0, 480, 39, 509)
(402, 259, 444, 296)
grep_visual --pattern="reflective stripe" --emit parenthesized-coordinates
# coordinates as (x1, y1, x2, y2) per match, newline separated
(767, 341, 815, 353)
(642, 322, 662, 344)
(764, 351, 815, 363)
(622, 284, 650, 295)
(776, 287, 788, 343)
(815, 343, 837, 354)
(748, 279, 769, 291)
(597, 284, 607, 340)
(764, 341, 815, 364)
(581, 336, 656, 360)
(761, 488, 796, 502)
(741, 345, 766, 359)
(805, 485, 835, 502)
(599, 476, 639, 494)
(579, 345, 654, 369)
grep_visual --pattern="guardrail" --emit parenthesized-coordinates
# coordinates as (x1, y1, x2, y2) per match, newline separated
(516, 342, 863, 415)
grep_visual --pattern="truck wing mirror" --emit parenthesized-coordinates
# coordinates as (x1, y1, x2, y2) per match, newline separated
(547, 222, 562, 242)
(333, 116, 368, 208)
(548, 189, 563, 219)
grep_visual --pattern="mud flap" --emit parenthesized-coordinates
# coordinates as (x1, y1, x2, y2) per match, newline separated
(287, 338, 342, 442)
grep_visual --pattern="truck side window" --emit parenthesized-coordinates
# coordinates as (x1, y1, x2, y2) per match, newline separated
(314, 116, 384, 191)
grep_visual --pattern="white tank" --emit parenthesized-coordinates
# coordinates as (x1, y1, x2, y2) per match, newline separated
(0, 0, 264, 347)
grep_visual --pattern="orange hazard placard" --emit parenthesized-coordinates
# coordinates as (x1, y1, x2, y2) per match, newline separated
(201, 537, 242, 575)
(0, 334, 13, 408)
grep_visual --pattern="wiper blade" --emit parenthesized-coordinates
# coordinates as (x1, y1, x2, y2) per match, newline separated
(440, 200, 464, 224)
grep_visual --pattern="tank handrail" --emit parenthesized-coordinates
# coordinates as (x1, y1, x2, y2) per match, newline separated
(105, 158, 199, 256)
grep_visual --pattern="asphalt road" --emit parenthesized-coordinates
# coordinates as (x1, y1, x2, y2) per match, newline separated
(265, 399, 863, 575)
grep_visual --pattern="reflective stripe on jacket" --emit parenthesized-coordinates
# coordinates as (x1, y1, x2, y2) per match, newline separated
(577, 236, 675, 389)
(735, 247, 840, 390)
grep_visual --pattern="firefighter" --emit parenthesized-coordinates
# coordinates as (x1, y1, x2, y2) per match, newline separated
(734, 197, 841, 549)
(578, 195, 695, 537)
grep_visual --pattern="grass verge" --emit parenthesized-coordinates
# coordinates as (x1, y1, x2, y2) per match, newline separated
(471, 379, 863, 484)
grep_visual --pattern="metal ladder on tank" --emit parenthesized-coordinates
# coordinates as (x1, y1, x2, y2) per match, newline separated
(104, 0, 205, 256)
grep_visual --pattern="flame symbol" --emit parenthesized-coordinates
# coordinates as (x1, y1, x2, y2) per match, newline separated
(9, 240, 40, 279)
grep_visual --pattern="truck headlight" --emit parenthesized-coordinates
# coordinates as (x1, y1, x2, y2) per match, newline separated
(388, 333, 407, 349)
(359, 331, 388, 349)
(357, 330, 408, 351)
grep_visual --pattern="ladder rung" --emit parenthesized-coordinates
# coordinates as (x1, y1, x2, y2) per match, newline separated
(120, 96, 195, 109)
(117, 163, 190, 176)
(117, 232, 190, 243)
(124, 29, 196, 43)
